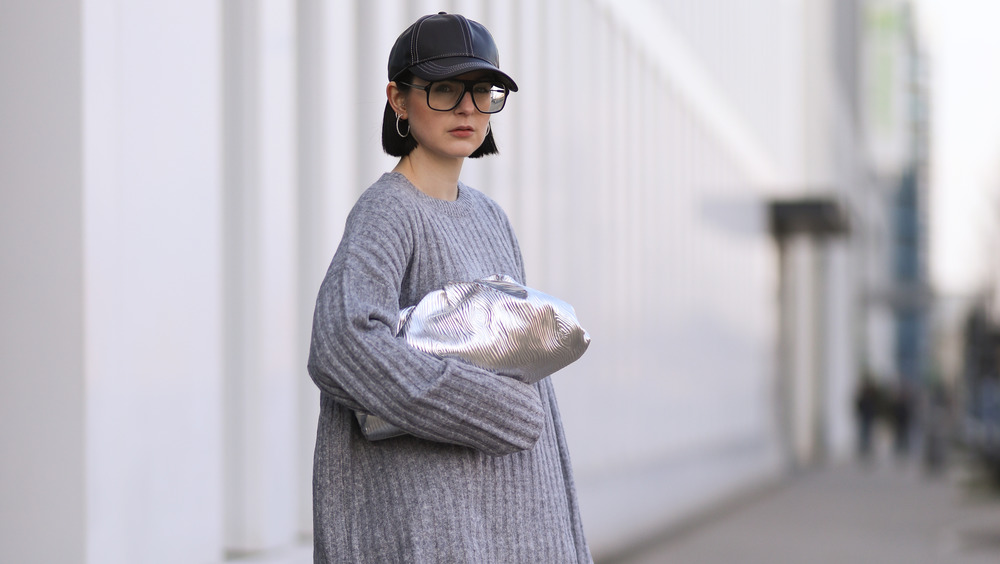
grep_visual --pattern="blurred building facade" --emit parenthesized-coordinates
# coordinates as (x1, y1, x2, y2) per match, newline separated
(1, 1, 911, 563)
(859, 0, 932, 386)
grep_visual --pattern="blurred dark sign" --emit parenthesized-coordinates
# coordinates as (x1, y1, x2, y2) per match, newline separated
(769, 198, 849, 238)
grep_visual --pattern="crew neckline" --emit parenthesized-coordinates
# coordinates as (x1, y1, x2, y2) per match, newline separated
(383, 172, 475, 216)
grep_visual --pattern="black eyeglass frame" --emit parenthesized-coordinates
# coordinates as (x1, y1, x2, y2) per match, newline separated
(398, 79, 509, 114)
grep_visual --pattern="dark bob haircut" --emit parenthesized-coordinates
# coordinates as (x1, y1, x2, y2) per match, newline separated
(381, 73, 499, 158)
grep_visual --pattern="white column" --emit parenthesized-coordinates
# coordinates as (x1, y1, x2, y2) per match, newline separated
(0, 2, 85, 562)
(481, 0, 517, 211)
(83, 2, 226, 562)
(592, 11, 614, 323)
(513, 0, 545, 284)
(410, 1, 442, 21)
(540, 0, 567, 291)
(356, 0, 403, 183)
(781, 235, 822, 467)
(800, 0, 836, 188)
(824, 238, 857, 458)
(453, 0, 488, 192)
(609, 30, 629, 315)
(296, 0, 364, 535)
(223, 0, 301, 552)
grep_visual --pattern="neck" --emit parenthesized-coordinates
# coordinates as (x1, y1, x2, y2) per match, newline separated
(392, 149, 464, 201)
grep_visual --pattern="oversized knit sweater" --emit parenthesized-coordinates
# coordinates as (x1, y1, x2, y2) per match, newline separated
(307, 172, 592, 563)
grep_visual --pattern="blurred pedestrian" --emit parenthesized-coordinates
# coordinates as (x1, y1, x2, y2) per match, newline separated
(306, 12, 591, 563)
(923, 381, 953, 474)
(855, 375, 881, 460)
(890, 382, 914, 457)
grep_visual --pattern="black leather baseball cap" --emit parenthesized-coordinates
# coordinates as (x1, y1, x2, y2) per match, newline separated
(388, 12, 518, 92)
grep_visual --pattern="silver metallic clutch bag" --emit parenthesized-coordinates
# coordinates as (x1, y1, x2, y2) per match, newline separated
(356, 275, 591, 440)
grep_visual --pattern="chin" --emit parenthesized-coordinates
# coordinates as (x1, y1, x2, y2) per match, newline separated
(447, 144, 483, 159)
(417, 137, 485, 160)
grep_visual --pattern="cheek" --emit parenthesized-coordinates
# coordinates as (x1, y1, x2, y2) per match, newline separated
(405, 113, 435, 144)
(407, 107, 442, 133)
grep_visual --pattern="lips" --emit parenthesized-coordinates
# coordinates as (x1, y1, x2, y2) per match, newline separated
(449, 125, 475, 138)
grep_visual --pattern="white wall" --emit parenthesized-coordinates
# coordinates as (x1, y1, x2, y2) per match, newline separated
(3, 2, 226, 563)
(1, 2, 86, 562)
(0, 0, 869, 562)
(222, 0, 302, 551)
(82, 2, 226, 562)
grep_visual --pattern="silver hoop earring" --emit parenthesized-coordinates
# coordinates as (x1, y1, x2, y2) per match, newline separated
(396, 115, 410, 137)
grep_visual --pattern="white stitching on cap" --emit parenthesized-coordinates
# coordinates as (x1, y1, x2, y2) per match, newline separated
(419, 60, 493, 76)
(410, 19, 421, 65)
(417, 52, 483, 60)
(458, 15, 473, 54)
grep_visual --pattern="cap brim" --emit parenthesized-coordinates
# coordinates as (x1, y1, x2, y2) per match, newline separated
(410, 57, 518, 92)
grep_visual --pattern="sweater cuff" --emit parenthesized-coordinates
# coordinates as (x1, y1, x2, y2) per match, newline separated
(406, 366, 546, 456)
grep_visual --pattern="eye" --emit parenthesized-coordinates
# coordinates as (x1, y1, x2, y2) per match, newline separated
(431, 82, 457, 94)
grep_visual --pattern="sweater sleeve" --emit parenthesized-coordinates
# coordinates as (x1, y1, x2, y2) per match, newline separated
(307, 196, 545, 456)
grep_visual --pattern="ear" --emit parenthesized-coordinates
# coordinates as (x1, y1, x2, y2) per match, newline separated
(386, 82, 408, 119)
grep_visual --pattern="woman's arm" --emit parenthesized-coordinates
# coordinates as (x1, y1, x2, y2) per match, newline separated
(307, 199, 545, 456)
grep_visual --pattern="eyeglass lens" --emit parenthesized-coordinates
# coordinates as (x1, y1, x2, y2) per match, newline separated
(426, 80, 507, 113)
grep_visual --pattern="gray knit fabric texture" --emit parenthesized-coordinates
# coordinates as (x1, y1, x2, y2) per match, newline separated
(308, 173, 592, 563)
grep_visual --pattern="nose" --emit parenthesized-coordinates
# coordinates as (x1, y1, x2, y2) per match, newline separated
(455, 89, 476, 114)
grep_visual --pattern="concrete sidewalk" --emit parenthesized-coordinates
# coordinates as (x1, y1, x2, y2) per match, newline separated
(611, 458, 1000, 564)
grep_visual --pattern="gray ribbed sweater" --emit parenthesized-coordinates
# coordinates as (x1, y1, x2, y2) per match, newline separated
(307, 173, 591, 563)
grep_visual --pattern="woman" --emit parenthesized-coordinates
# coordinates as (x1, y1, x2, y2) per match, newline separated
(308, 12, 591, 562)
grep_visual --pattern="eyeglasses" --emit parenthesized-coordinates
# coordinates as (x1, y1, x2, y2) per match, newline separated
(399, 79, 509, 114)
